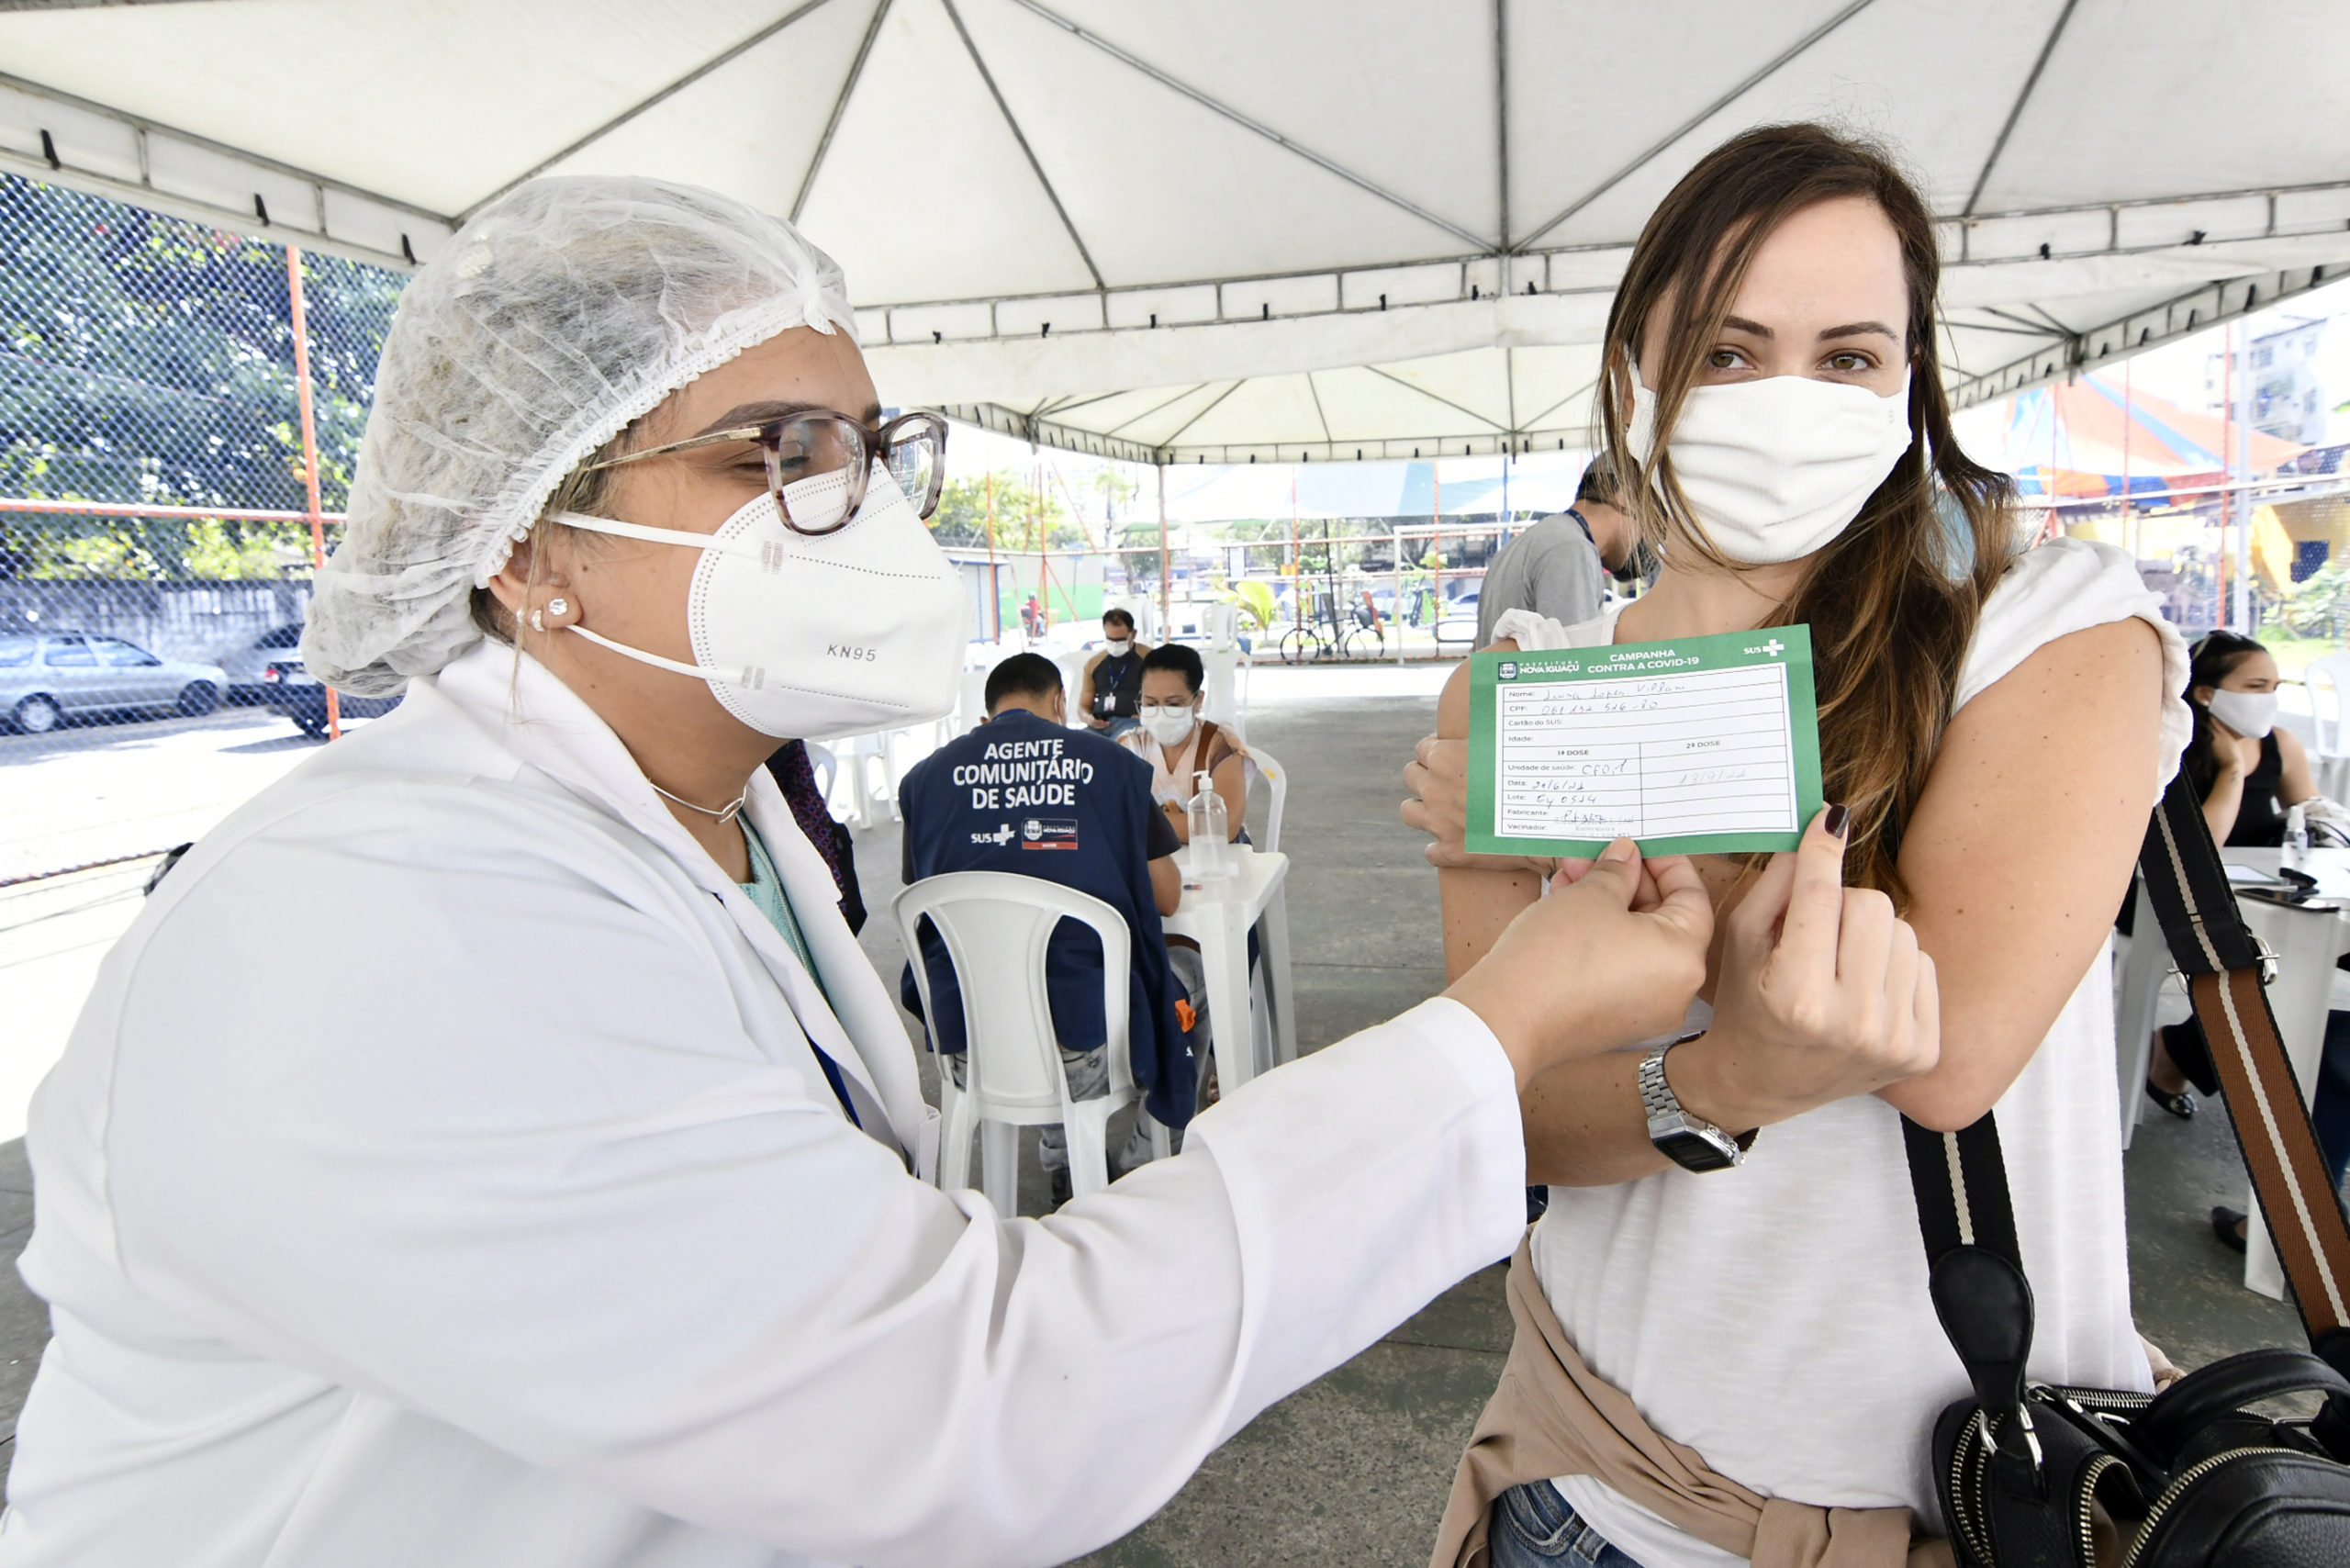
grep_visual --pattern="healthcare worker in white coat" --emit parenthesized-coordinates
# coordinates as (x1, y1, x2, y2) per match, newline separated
(0, 178, 1938, 1568)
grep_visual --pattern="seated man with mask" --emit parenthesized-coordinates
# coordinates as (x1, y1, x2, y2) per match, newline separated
(898, 652, 1201, 1200)
(1077, 606, 1149, 740)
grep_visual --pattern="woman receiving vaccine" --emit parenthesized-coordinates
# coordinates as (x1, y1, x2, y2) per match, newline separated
(4, 174, 1941, 1568)
(1407, 124, 2189, 1567)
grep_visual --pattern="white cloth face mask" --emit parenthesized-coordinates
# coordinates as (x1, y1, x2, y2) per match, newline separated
(1626, 371, 1914, 565)
(1104, 638, 1133, 655)
(555, 467, 969, 741)
(2205, 688, 2278, 740)
(1139, 703, 1197, 746)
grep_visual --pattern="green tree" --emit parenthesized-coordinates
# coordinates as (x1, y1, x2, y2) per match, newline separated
(0, 174, 404, 579)
(926, 471, 1081, 552)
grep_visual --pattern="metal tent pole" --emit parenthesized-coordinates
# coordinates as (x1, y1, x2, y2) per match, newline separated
(2218, 336, 2232, 628)
(2235, 319, 2255, 632)
(2121, 362, 2135, 562)
(285, 245, 339, 740)
(1158, 462, 1170, 640)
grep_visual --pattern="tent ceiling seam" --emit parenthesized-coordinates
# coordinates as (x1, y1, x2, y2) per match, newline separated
(1158, 380, 1247, 446)
(0, 66, 451, 225)
(1948, 263, 2340, 409)
(1510, 0, 1880, 252)
(459, 0, 840, 218)
(1518, 375, 1599, 437)
(1306, 370, 1334, 446)
(1365, 364, 1508, 431)
(1962, 0, 2080, 217)
(2025, 301, 2079, 337)
(1002, 0, 1493, 253)
(850, 174, 2350, 318)
(793, 0, 892, 224)
(938, 0, 1103, 290)
(1945, 317, 2065, 339)
(1104, 384, 1210, 438)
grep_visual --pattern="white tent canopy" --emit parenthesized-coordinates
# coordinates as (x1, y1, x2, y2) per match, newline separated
(5, 0, 2348, 464)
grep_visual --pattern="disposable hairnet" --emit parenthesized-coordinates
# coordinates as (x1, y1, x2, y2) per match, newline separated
(304, 176, 858, 696)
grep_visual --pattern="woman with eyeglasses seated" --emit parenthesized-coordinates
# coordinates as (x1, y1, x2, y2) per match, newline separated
(1119, 642, 1249, 843)
(2143, 631, 2322, 1119)
(2153, 630, 2347, 1250)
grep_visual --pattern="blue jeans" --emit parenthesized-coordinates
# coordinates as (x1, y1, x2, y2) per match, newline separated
(1489, 1483, 1647, 1568)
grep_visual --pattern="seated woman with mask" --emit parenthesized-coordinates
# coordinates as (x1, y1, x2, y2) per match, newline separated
(2154, 630, 2350, 1250)
(2143, 631, 2320, 1122)
(1406, 124, 2187, 1567)
(3, 175, 1940, 1568)
(1121, 642, 1248, 844)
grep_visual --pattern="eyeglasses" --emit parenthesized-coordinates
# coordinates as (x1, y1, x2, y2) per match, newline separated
(1137, 699, 1198, 715)
(580, 409, 947, 536)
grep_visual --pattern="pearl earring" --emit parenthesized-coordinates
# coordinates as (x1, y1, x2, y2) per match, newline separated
(547, 598, 568, 618)
(529, 608, 543, 632)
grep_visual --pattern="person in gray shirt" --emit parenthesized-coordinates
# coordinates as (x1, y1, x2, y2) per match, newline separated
(1475, 455, 1638, 647)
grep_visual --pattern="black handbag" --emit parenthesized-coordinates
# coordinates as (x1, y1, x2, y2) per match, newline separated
(1906, 765, 2350, 1565)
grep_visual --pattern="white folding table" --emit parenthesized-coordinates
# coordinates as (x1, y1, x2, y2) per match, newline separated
(1162, 845, 1295, 1093)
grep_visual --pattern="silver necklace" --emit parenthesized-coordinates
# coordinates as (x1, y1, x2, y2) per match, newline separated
(649, 778, 746, 825)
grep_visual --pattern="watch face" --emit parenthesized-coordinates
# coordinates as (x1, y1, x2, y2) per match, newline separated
(1655, 1127, 1740, 1173)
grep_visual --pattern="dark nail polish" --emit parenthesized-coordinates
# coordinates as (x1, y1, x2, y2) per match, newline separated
(1823, 804, 1850, 839)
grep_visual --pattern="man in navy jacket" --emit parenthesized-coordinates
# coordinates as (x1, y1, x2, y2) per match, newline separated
(899, 654, 1197, 1193)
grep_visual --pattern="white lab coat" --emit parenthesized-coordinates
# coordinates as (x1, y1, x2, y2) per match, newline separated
(0, 639, 1527, 1568)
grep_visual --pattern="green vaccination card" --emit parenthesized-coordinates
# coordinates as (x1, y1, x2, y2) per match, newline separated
(1466, 625, 1823, 857)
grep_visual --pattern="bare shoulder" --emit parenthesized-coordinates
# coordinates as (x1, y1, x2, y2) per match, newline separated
(1963, 615, 2162, 725)
(1923, 616, 2165, 822)
(1438, 637, 1517, 737)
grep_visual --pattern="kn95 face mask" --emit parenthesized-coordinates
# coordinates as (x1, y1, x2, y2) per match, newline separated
(1627, 371, 1915, 566)
(555, 466, 968, 740)
(2205, 687, 2279, 740)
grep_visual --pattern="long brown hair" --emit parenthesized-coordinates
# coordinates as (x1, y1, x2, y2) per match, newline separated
(1595, 123, 2017, 901)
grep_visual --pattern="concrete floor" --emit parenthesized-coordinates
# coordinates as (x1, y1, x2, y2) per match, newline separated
(0, 666, 2322, 1553)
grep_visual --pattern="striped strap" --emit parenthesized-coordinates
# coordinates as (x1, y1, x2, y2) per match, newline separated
(2139, 773, 2350, 1338)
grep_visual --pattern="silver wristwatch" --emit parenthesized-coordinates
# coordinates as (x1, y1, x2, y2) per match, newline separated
(1639, 1036, 1756, 1172)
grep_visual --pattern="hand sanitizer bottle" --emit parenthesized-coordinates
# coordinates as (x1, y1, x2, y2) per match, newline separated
(1187, 770, 1232, 879)
(2285, 802, 2311, 872)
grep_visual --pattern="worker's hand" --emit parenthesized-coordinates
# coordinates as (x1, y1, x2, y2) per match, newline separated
(1664, 808, 1940, 1134)
(1401, 734, 1556, 876)
(2219, 728, 2261, 778)
(1445, 839, 1710, 1090)
(1085, 715, 1110, 730)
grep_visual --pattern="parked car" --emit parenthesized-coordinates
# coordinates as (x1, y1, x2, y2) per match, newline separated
(259, 657, 402, 737)
(0, 632, 228, 734)
(1434, 587, 1482, 646)
(219, 624, 306, 703)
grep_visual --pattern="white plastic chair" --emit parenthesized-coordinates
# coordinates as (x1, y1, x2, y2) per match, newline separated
(1204, 645, 1258, 741)
(2304, 653, 2350, 801)
(837, 732, 897, 828)
(1243, 745, 1287, 856)
(801, 742, 836, 802)
(893, 871, 1140, 1216)
(956, 668, 990, 736)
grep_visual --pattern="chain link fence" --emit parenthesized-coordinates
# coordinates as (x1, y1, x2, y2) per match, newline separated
(0, 173, 407, 883)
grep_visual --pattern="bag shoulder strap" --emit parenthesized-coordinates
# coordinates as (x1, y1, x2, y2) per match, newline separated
(1902, 765, 2350, 1424)
(2134, 766, 2350, 1342)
